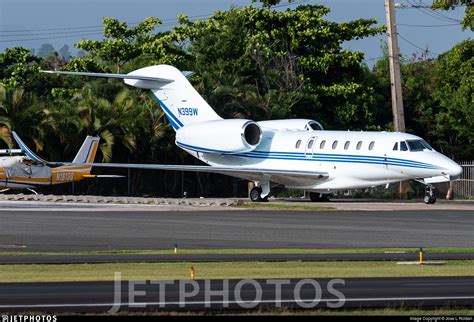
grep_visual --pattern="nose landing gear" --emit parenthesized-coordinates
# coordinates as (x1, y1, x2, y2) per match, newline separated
(424, 185, 437, 204)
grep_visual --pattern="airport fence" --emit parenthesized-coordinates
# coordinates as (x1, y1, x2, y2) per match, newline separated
(454, 160, 474, 199)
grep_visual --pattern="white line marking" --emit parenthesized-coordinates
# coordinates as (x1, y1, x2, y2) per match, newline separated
(0, 296, 473, 309)
(405, 283, 474, 286)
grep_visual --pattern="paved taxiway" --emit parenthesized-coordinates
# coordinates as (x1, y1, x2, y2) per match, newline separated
(0, 277, 472, 312)
(1, 252, 474, 264)
(0, 202, 472, 251)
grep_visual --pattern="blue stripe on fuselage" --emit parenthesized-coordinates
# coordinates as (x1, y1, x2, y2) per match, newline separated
(175, 141, 438, 170)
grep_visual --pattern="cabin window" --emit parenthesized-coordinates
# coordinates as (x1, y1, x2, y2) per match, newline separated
(308, 140, 314, 149)
(320, 140, 326, 149)
(393, 142, 398, 151)
(368, 141, 375, 150)
(295, 140, 301, 149)
(356, 141, 362, 150)
(344, 141, 350, 150)
(332, 141, 338, 149)
(400, 141, 408, 151)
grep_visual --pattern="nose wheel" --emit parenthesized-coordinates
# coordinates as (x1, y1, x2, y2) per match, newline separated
(424, 185, 437, 204)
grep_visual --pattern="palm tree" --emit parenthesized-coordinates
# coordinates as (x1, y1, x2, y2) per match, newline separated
(49, 83, 152, 162)
(195, 71, 270, 120)
(0, 84, 46, 152)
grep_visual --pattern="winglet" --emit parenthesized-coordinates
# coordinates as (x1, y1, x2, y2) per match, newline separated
(11, 131, 49, 164)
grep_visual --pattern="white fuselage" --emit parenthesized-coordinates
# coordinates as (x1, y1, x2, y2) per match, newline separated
(178, 129, 462, 192)
(43, 64, 463, 197)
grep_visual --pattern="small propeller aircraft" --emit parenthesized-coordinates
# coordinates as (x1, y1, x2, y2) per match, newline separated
(0, 132, 120, 193)
(43, 65, 463, 204)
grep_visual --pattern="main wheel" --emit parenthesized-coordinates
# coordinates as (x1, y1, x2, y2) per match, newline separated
(423, 194, 431, 204)
(309, 192, 321, 202)
(250, 187, 263, 202)
(321, 194, 330, 202)
(424, 194, 437, 204)
(309, 193, 330, 202)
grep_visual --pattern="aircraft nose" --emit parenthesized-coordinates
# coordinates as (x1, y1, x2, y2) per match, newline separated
(446, 160, 463, 177)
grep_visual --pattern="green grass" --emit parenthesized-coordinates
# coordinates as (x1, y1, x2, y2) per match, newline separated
(1, 260, 473, 283)
(236, 202, 335, 211)
(0, 247, 472, 257)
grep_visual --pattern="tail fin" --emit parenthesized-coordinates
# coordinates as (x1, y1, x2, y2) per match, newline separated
(41, 65, 223, 131)
(72, 136, 100, 164)
(140, 65, 222, 131)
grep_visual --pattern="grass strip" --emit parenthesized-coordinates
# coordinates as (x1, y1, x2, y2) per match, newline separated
(236, 202, 335, 211)
(1, 260, 472, 283)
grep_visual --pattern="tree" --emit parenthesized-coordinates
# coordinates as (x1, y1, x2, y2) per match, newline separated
(431, 39, 473, 159)
(172, 5, 385, 128)
(371, 39, 473, 161)
(0, 47, 40, 88)
(251, 0, 294, 8)
(76, 17, 163, 73)
(432, 0, 473, 31)
(0, 85, 45, 151)
(401, 55, 438, 138)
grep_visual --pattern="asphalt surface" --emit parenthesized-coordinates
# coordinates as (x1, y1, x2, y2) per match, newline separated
(1, 252, 473, 264)
(0, 208, 473, 252)
(0, 277, 472, 312)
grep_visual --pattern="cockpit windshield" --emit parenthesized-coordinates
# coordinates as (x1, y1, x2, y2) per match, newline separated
(420, 140, 433, 150)
(406, 140, 433, 152)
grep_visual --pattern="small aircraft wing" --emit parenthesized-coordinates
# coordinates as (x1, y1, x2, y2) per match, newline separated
(11, 131, 51, 164)
(0, 149, 22, 154)
(66, 163, 329, 184)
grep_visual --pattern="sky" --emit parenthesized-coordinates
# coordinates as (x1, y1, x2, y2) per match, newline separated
(0, 0, 471, 65)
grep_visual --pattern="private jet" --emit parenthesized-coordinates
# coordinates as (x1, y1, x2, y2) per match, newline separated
(43, 65, 463, 204)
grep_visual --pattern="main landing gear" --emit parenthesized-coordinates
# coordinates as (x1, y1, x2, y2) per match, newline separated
(424, 185, 437, 204)
(309, 192, 330, 202)
(250, 186, 268, 202)
(250, 179, 270, 202)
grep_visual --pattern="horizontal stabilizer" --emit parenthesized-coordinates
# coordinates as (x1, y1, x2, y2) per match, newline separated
(181, 71, 195, 78)
(41, 70, 173, 83)
(82, 174, 125, 178)
(41, 70, 174, 89)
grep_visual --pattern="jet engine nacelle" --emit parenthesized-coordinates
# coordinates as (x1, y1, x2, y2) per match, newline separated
(176, 119, 262, 154)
